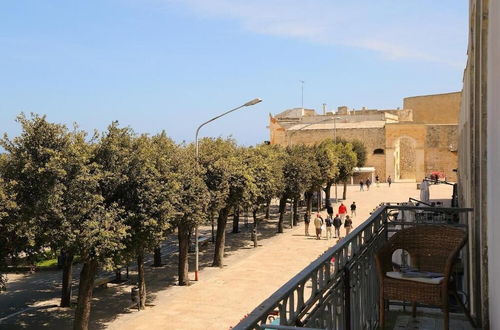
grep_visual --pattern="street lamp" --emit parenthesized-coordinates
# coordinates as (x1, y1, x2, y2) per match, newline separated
(194, 97, 262, 281)
(288, 117, 334, 147)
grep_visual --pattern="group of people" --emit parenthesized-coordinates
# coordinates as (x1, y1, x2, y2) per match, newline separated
(304, 202, 357, 240)
(359, 175, 392, 191)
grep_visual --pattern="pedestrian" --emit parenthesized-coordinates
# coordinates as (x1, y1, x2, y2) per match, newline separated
(333, 214, 342, 238)
(359, 180, 364, 191)
(375, 175, 380, 187)
(304, 212, 310, 236)
(366, 178, 371, 190)
(350, 201, 357, 217)
(326, 204, 334, 218)
(387, 175, 392, 187)
(313, 213, 323, 240)
(344, 215, 353, 236)
(338, 202, 347, 221)
(325, 215, 333, 239)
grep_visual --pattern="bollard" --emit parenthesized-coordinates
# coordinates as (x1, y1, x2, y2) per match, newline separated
(131, 287, 139, 310)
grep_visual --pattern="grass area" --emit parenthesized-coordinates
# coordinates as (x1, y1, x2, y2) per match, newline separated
(35, 258, 58, 269)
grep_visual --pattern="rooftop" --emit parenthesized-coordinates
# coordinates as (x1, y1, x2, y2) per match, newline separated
(287, 120, 386, 130)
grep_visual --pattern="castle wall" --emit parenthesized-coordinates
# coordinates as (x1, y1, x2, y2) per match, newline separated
(424, 124, 458, 181)
(403, 92, 461, 124)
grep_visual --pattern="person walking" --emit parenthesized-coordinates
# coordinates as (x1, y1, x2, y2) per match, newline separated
(366, 178, 371, 190)
(333, 214, 342, 238)
(313, 213, 323, 240)
(326, 204, 334, 218)
(375, 175, 380, 187)
(387, 176, 392, 187)
(325, 215, 333, 239)
(350, 201, 357, 217)
(304, 212, 310, 236)
(344, 215, 353, 236)
(338, 202, 347, 221)
(359, 180, 364, 191)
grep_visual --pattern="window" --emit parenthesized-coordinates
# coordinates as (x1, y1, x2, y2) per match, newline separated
(373, 148, 385, 155)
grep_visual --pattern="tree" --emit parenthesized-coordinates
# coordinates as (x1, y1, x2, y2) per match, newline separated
(0, 114, 82, 307)
(242, 144, 284, 246)
(0, 168, 18, 291)
(279, 145, 319, 232)
(119, 133, 177, 309)
(171, 144, 209, 285)
(350, 139, 367, 167)
(316, 139, 340, 208)
(333, 142, 358, 200)
(198, 138, 248, 267)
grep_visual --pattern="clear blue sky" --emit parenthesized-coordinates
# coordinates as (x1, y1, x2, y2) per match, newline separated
(0, 0, 468, 145)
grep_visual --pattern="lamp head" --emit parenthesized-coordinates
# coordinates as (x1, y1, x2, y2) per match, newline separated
(243, 98, 262, 107)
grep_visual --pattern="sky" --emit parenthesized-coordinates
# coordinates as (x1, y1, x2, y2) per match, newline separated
(0, 0, 468, 146)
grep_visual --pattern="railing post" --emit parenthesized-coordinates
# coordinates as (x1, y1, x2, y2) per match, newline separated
(343, 266, 351, 330)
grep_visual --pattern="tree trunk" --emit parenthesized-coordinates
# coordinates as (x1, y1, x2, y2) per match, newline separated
(114, 269, 122, 282)
(253, 209, 258, 248)
(153, 247, 162, 267)
(73, 259, 98, 330)
(137, 252, 146, 310)
(324, 183, 332, 208)
(210, 211, 215, 243)
(212, 207, 229, 267)
(265, 199, 271, 219)
(343, 181, 348, 200)
(277, 197, 286, 233)
(293, 198, 299, 226)
(177, 220, 191, 286)
(305, 192, 313, 215)
(60, 253, 74, 307)
(232, 205, 240, 233)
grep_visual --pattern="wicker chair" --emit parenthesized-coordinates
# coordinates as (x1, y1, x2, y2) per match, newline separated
(375, 225, 467, 330)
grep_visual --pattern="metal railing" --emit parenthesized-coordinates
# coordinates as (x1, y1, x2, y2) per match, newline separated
(233, 204, 472, 330)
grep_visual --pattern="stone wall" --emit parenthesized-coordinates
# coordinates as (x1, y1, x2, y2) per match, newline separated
(385, 123, 426, 182)
(403, 92, 461, 124)
(277, 126, 386, 180)
(424, 124, 458, 181)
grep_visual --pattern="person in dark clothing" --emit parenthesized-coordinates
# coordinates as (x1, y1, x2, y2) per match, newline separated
(366, 178, 371, 190)
(387, 176, 392, 187)
(359, 180, 364, 191)
(333, 214, 342, 238)
(326, 204, 334, 217)
(350, 201, 357, 217)
(325, 216, 333, 239)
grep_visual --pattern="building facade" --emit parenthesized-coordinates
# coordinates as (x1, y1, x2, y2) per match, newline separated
(269, 92, 460, 183)
(458, 0, 500, 328)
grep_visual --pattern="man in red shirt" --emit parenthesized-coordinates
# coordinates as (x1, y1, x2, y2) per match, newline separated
(338, 203, 347, 221)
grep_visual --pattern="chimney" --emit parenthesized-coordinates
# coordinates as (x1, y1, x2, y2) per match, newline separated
(322, 103, 327, 115)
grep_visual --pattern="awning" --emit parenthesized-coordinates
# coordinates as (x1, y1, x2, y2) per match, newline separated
(352, 167, 376, 173)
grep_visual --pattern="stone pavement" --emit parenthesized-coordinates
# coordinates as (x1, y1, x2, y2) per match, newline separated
(107, 182, 453, 330)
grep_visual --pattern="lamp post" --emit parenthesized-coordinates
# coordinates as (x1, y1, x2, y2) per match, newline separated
(288, 117, 334, 147)
(194, 98, 262, 281)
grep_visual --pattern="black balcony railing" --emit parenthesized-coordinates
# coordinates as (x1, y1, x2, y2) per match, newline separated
(233, 204, 472, 330)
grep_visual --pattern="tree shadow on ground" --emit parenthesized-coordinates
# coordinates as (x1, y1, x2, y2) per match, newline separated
(1, 205, 307, 329)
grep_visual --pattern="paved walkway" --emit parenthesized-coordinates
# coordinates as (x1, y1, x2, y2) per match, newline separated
(107, 183, 453, 330)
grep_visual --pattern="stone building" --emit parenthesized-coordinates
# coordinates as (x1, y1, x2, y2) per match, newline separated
(457, 0, 500, 327)
(269, 92, 460, 182)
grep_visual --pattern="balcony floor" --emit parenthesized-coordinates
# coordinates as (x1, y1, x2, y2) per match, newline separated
(386, 310, 477, 330)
